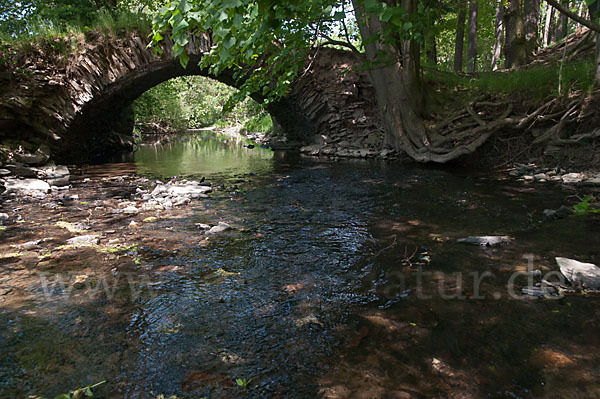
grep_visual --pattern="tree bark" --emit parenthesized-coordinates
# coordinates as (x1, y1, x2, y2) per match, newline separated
(505, 0, 527, 68)
(426, 32, 438, 65)
(352, 0, 430, 160)
(466, 0, 478, 72)
(543, 2, 554, 46)
(491, 0, 504, 70)
(454, 0, 467, 72)
(524, 0, 540, 60)
(590, 1, 600, 84)
(555, 0, 569, 40)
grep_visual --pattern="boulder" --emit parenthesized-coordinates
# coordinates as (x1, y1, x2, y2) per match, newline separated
(556, 257, 600, 289)
(4, 178, 51, 194)
(14, 146, 50, 166)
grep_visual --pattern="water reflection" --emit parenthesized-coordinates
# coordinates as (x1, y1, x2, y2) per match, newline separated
(134, 131, 274, 177)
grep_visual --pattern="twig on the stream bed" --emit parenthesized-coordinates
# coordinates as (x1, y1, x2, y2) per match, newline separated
(401, 245, 419, 267)
(374, 235, 397, 257)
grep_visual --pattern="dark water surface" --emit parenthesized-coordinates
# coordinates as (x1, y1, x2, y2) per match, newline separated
(1, 132, 599, 398)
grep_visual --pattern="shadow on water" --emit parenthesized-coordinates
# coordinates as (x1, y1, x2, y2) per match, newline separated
(1, 131, 599, 398)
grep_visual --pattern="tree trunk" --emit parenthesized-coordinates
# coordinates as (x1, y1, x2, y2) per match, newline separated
(466, 0, 478, 72)
(426, 32, 438, 65)
(505, 0, 527, 68)
(555, 0, 569, 40)
(543, 2, 554, 46)
(590, 1, 600, 84)
(524, 0, 540, 60)
(352, 0, 429, 160)
(454, 0, 467, 72)
(491, 0, 504, 70)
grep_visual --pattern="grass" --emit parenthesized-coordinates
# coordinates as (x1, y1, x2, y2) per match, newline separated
(0, 10, 152, 56)
(425, 60, 596, 100)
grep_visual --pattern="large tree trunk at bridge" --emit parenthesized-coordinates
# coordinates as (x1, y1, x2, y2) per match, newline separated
(351, 0, 509, 162)
(352, 0, 429, 160)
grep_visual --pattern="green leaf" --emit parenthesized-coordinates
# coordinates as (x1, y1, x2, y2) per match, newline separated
(333, 11, 346, 21)
(179, 50, 189, 68)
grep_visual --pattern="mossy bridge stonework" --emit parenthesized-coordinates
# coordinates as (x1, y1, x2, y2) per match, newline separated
(0, 30, 383, 163)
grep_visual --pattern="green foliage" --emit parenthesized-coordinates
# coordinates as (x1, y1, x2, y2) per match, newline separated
(235, 377, 252, 389)
(132, 75, 272, 135)
(52, 380, 106, 399)
(573, 195, 600, 215)
(150, 0, 349, 105)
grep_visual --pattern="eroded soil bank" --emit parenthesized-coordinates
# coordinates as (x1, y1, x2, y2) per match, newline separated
(1, 133, 599, 398)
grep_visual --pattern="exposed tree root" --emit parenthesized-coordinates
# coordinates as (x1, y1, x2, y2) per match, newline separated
(417, 85, 599, 164)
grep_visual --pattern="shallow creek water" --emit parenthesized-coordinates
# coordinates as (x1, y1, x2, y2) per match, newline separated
(1, 132, 599, 399)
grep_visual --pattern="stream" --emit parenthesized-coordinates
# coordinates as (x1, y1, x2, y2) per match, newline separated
(1, 131, 599, 398)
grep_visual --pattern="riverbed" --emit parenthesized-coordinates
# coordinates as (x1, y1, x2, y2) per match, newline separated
(1, 131, 599, 398)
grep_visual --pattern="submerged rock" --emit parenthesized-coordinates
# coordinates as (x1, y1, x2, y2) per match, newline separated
(556, 257, 600, 289)
(206, 222, 232, 235)
(456, 236, 512, 247)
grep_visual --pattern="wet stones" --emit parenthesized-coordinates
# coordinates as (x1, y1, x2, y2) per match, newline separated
(508, 163, 600, 186)
(456, 236, 512, 247)
(141, 179, 212, 209)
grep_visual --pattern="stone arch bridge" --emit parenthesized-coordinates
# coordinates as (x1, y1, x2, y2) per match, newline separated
(0, 30, 382, 163)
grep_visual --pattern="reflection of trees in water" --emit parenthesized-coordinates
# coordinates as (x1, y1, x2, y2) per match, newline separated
(134, 132, 273, 176)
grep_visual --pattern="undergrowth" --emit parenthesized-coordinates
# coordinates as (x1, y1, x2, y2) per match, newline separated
(0, 10, 151, 55)
(425, 60, 596, 100)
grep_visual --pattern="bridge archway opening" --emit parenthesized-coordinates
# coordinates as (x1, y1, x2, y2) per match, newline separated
(57, 55, 312, 163)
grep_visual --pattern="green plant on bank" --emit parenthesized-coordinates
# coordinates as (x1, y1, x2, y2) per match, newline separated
(573, 195, 600, 215)
(0, 9, 152, 53)
(52, 380, 106, 399)
(235, 377, 252, 390)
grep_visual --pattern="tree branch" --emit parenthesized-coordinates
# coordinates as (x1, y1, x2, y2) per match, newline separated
(543, 0, 600, 33)
(319, 34, 362, 56)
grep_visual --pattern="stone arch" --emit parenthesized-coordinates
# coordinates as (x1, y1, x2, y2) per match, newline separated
(0, 30, 315, 163)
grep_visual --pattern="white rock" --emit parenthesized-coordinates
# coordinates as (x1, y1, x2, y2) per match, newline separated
(165, 184, 212, 197)
(457, 236, 512, 247)
(562, 173, 586, 184)
(206, 222, 232, 235)
(556, 257, 600, 289)
(123, 206, 139, 214)
(66, 235, 99, 247)
(4, 178, 51, 194)
(36, 165, 69, 179)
